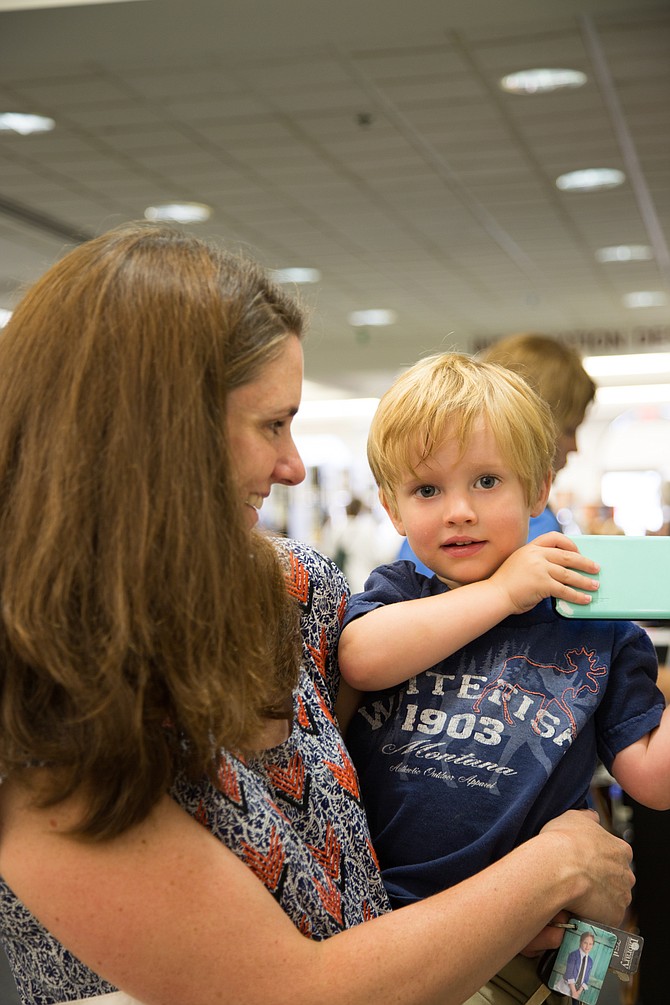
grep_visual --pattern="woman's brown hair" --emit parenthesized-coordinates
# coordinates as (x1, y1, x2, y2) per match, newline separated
(0, 223, 304, 838)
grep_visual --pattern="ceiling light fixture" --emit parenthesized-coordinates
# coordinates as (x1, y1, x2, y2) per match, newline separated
(270, 268, 321, 284)
(144, 202, 212, 224)
(596, 384, 670, 407)
(583, 352, 670, 378)
(500, 68, 587, 94)
(0, 309, 12, 328)
(349, 309, 397, 327)
(295, 398, 380, 421)
(596, 245, 653, 263)
(623, 292, 667, 309)
(0, 112, 55, 135)
(302, 379, 353, 400)
(556, 168, 625, 192)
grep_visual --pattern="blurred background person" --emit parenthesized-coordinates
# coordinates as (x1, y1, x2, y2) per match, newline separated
(581, 502, 624, 536)
(324, 496, 397, 593)
(481, 332, 596, 540)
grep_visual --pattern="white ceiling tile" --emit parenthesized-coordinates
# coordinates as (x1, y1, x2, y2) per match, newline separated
(163, 93, 269, 119)
(11, 74, 133, 105)
(0, 0, 665, 398)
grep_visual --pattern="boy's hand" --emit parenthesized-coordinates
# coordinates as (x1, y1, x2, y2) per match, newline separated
(490, 532, 599, 614)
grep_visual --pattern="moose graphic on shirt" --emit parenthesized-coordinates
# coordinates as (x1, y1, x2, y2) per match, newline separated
(471, 646, 607, 741)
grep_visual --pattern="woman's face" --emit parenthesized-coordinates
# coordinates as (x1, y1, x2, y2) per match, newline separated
(226, 334, 306, 528)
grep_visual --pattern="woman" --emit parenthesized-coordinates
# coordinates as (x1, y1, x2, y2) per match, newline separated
(0, 224, 633, 1005)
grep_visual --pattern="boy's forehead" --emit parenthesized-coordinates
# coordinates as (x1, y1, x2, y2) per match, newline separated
(400, 413, 488, 462)
(394, 422, 474, 476)
(393, 415, 525, 484)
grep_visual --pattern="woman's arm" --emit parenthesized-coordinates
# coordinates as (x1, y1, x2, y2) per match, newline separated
(335, 677, 364, 734)
(0, 783, 633, 1005)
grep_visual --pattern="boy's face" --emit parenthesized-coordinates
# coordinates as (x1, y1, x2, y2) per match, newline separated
(383, 417, 549, 589)
(580, 934, 595, 954)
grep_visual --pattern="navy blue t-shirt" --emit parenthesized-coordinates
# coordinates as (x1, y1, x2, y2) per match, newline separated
(344, 560, 664, 907)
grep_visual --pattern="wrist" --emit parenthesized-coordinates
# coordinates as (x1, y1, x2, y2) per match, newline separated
(530, 828, 591, 908)
(479, 576, 516, 621)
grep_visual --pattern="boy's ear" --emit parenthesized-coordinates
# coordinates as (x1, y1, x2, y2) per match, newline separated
(379, 489, 406, 536)
(530, 472, 552, 518)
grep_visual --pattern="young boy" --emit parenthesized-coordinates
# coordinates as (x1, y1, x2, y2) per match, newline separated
(338, 352, 667, 911)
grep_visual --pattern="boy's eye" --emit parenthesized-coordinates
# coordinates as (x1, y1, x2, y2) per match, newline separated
(476, 475, 499, 490)
(416, 485, 438, 498)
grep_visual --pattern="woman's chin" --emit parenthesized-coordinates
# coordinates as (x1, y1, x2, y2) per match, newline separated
(244, 504, 260, 528)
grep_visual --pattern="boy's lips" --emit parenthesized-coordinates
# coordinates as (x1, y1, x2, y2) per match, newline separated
(441, 537, 485, 557)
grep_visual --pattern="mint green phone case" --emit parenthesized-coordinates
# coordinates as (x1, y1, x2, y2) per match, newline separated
(554, 535, 670, 620)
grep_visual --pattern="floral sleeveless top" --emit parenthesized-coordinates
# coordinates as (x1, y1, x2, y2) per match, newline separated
(0, 539, 390, 1004)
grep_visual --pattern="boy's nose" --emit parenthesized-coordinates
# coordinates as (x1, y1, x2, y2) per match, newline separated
(443, 492, 476, 525)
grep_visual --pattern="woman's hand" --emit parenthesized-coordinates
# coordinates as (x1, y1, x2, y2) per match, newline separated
(518, 808, 633, 958)
(540, 808, 634, 926)
(519, 911, 572, 957)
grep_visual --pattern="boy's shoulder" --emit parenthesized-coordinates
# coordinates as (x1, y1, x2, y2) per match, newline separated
(344, 560, 446, 624)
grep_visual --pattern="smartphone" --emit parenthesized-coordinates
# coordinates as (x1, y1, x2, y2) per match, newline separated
(554, 535, 670, 620)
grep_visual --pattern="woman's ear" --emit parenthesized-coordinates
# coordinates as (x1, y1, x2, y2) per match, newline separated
(379, 489, 406, 536)
(530, 472, 552, 518)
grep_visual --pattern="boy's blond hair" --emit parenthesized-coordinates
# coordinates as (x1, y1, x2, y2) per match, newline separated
(368, 352, 557, 514)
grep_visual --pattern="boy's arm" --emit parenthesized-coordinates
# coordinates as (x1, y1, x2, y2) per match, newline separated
(611, 704, 670, 810)
(340, 578, 521, 689)
(339, 535, 599, 691)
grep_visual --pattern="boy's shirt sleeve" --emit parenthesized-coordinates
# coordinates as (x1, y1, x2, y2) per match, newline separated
(595, 620, 665, 769)
(342, 559, 443, 630)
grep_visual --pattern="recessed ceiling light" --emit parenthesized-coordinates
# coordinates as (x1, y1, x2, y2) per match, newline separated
(596, 384, 670, 406)
(583, 352, 670, 378)
(269, 268, 321, 284)
(623, 291, 667, 309)
(349, 309, 397, 327)
(556, 168, 625, 192)
(144, 202, 212, 223)
(296, 398, 380, 421)
(0, 112, 55, 135)
(302, 379, 353, 400)
(0, 309, 12, 328)
(500, 68, 587, 94)
(596, 245, 653, 263)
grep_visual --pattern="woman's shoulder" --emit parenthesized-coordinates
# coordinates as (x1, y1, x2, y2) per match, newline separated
(272, 534, 349, 619)
(272, 534, 345, 585)
(271, 535, 348, 704)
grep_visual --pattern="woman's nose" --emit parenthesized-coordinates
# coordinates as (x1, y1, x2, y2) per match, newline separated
(276, 438, 306, 486)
